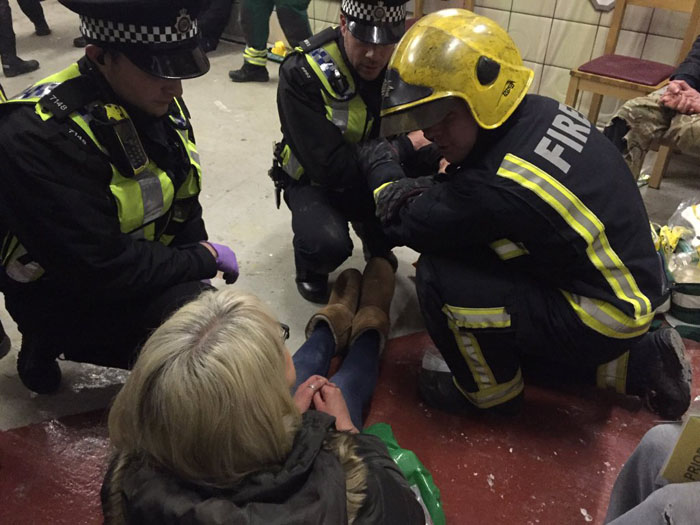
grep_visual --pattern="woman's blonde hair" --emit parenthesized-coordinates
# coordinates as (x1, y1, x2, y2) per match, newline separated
(105, 288, 369, 524)
(107, 288, 301, 486)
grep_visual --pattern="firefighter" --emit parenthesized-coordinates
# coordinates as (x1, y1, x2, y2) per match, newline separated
(275, 0, 437, 303)
(0, 0, 238, 394)
(362, 10, 692, 420)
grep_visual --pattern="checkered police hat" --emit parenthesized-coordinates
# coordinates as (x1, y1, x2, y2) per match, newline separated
(60, 0, 210, 79)
(341, 0, 407, 44)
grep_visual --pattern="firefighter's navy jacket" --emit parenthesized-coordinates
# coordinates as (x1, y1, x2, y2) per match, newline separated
(374, 95, 665, 339)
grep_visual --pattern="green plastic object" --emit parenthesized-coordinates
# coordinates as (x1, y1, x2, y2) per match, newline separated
(364, 422, 446, 525)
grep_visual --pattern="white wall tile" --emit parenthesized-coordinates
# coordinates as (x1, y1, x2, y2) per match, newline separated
(642, 35, 683, 65)
(649, 9, 690, 39)
(599, 8, 613, 27)
(509, 12, 551, 63)
(473, 6, 510, 29)
(511, 0, 555, 17)
(592, 25, 608, 58)
(554, 0, 600, 24)
(545, 20, 597, 69)
(615, 29, 646, 57)
(475, 0, 512, 10)
(523, 60, 544, 94)
(621, 5, 653, 32)
(423, 0, 464, 14)
(539, 65, 571, 103)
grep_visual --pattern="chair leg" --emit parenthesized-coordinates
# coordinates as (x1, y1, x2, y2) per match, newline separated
(565, 76, 579, 108)
(587, 94, 604, 126)
(414, 0, 424, 17)
(648, 144, 673, 189)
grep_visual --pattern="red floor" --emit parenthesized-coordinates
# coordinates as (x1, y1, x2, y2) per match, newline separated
(1, 332, 698, 525)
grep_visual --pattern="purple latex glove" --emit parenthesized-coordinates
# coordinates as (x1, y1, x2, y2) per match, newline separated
(208, 242, 239, 284)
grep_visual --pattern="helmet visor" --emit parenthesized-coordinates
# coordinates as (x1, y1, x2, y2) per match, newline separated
(347, 18, 405, 44)
(121, 38, 210, 79)
(380, 96, 462, 137)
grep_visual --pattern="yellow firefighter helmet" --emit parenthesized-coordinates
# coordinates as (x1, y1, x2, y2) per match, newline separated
(380, 9, 534, 136)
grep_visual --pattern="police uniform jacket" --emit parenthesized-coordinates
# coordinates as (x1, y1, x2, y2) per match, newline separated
(374, 95, 665, 340)
(101, 411, 425, 524)
(277, 27, 421, 190)
(0, 58, 217, 305)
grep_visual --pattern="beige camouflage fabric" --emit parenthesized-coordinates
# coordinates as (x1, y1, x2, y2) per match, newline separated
(613, 88, 700, 177)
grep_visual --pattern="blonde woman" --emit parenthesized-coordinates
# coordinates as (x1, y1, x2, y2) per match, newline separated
(102, 258, 424, 524)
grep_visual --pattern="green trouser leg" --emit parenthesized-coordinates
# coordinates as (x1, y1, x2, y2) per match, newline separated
(240, 0, 312, 63)
(276, 0, 312, 48)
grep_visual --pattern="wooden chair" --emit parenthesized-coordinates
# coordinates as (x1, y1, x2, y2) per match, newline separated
(566, 0, 700, 125)
(566, 0, 700, 189)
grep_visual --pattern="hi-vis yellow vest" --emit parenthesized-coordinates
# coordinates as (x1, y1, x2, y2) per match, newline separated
(281, 37, 374, 180)
(0, 63, 202, 283)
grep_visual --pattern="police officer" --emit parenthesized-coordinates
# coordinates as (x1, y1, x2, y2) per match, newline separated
(362, 10, 692, 420)
(276, 0, 433, 303)
(0, 0, 239, 394)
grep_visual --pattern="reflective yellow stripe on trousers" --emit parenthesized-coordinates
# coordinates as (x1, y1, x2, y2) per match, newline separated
(443, 304, 524, 409)
(497, 154, 653, 338)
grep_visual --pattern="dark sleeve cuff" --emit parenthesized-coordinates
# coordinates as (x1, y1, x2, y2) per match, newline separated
(670, 73, 698, 91)
(190, 243, 218, 279)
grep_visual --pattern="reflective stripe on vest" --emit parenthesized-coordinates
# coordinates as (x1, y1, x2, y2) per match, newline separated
(497, 153, 653, 338)
(0, 63, 202, 282)
(281, 39, 373, 180)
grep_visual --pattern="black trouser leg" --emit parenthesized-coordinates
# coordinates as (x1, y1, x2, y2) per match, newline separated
(198, 0, 234, 45)
(5, 280, 213, 369)
(0, 0, 17, 59)
(285, 183, 354, 278)
(16, 0, 45, 27)
(415, 251, 637, 409)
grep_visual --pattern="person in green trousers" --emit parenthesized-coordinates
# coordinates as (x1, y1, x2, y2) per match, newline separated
(229, 0, 311, 82)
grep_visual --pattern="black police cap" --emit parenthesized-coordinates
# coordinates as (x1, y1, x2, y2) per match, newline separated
(60, 0, 209, 79)
(341, 0, 407, 45)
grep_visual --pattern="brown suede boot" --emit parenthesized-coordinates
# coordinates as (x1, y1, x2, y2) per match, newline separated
(350, 257, 396, 353)
(305, 268, 362, 353)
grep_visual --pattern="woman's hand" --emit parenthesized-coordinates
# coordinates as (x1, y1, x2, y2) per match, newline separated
(293, 375, 328, 413)
(313, 384, 359, 433)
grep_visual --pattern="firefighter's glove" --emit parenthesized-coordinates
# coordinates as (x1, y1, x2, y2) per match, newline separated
(375, 176, 436, 225)
(208, 242, 240, 284)
(357, 139, 405, 191)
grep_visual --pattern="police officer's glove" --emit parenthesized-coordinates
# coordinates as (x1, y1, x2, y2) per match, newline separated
(207, 242, 240, 284)
(375, 176, 436, 225)
(356, 139, 405, 191)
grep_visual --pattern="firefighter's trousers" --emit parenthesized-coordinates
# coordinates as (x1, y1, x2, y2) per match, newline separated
(415, 249, 645, 409)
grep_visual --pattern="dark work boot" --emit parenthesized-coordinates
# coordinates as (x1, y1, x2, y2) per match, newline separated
(229, 62, 269, 83)
(17, 339, 62, 394)
(73, 36, 87, 48)
(627, 327, 692, 420)
(2, 56, 39, 77)
(34, 21, 51, 36)
(296, 271, 329, 304)
(418, 347, 523, 416)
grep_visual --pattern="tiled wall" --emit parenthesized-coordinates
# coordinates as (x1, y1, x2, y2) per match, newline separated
(269, 0, 690, 123)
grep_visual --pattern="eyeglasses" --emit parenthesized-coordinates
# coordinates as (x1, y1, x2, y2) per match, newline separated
(280, 323, 290, 342)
